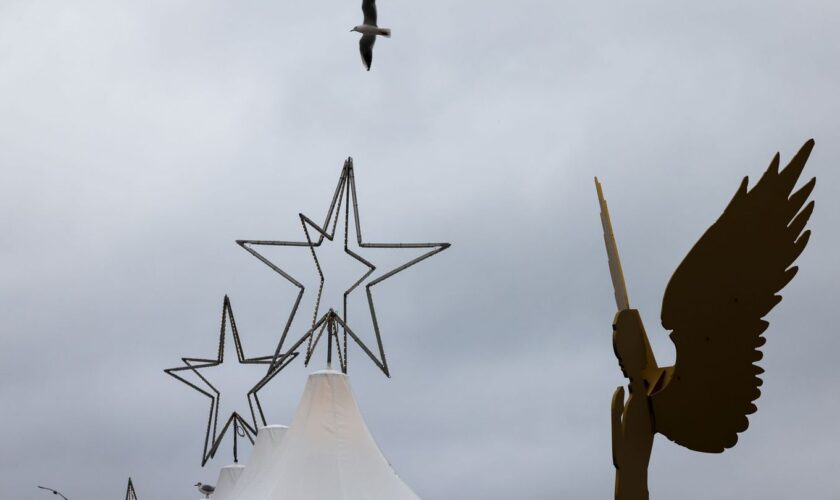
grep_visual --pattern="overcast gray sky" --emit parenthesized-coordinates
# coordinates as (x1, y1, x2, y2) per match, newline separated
(1, 0, 839, 498)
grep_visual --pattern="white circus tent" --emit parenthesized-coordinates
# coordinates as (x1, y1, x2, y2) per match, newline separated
(224, 424, 287, 499)
(231, 369, 420, 500)
(209, 464, 244, 500)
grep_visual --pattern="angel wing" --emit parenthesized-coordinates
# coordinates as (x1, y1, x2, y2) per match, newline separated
(651, 139, 816, 453)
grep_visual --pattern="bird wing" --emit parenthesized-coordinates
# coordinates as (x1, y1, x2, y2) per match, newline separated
(362, 0, 377, 26)
(651, 140, 816, 453)
(359, 34, 376, 70)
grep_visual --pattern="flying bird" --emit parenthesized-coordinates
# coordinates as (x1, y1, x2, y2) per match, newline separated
(195, 482, 215, 499)
(350, 0, 390, 70)
(597, 139, 817, 500)
(37, 486, 69, 500)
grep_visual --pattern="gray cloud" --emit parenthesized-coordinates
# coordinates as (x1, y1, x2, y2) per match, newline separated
(1, 0, 839, 498)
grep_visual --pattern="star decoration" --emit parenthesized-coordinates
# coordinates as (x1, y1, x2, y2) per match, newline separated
(164, 295, 298, 466)
(125, 478, 137, 500)
(238, 157, 450, 381)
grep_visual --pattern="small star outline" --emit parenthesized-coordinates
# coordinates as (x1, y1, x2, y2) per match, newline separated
(164, 295, 298, 466)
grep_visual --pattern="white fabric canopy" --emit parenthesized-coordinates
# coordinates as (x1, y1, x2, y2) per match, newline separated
(226, 424, 287, 499)
(232, 370, 420, 500)
(211, 464, 244, 500)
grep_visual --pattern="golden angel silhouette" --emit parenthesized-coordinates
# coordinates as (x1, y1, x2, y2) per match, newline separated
(596, 139, 817, 500)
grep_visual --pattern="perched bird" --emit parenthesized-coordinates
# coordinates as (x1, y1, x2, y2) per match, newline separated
(350, 0, 390, 70)
(597, 139, 817, 500)
(37, 486, 68, 500)
(195, 482, 215, 499)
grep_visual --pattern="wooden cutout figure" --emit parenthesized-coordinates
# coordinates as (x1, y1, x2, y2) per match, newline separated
(596, 139, 817, 500)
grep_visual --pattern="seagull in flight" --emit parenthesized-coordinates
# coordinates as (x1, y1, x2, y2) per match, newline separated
(37, 486, 68, 500)
(195, 482, 215, 499)
(350, 0, 390, 70)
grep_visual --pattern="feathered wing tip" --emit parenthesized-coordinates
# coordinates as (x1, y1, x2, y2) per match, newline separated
(751, 138, 815, 203)
(780, 138, 815, 187)
(724, 138, 816, 216)
(775, 139, 817, 266)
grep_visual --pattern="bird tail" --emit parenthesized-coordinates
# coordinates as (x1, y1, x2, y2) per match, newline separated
(378, 28, 391, 38)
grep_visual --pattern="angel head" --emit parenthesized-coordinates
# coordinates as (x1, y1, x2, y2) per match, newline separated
(612, 309, 650, 381)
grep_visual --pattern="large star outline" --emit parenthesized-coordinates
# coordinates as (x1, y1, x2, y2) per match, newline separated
(238, 157, 450, 384)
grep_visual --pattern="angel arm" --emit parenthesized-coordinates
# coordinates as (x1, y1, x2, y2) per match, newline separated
(612, 386, 625, 468)
(651, 139, 816, 452)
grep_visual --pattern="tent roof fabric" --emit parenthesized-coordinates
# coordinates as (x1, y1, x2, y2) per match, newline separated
(226, 425, 287, 499)
(211, 464, 244, 500)
(231, 370, 420, 500)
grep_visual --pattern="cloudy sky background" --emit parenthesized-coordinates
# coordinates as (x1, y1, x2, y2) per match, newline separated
(1, 0, 839, 498)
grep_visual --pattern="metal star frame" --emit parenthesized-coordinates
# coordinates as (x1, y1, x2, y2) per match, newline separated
(238, 157, 450, 387)
(125, 478, 137, 500)
(164, 295, 298, 466)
